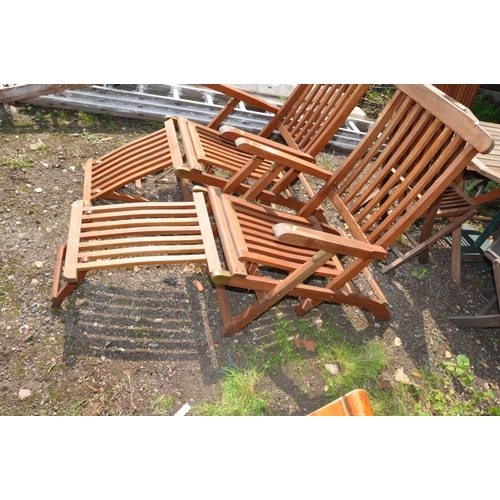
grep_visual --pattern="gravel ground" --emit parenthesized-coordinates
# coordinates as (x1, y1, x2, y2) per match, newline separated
(1, 102, 500, 416)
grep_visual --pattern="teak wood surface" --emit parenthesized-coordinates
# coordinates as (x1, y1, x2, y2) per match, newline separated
(206, 84, 493, 337)
(175, 84, 371, 210)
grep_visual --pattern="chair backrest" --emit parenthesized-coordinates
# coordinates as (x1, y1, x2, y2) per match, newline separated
(84, 118, 181, 204)
(259, 84, 371, 156)
(433, 84, 480, 108)
(298, 84, 493, 249)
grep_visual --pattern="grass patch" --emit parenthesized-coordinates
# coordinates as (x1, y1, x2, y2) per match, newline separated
(471, 91, 500, 123)
(192, 367, 269, 416)
(102, 112, 119, 130)
(77, 111, 99, 126)
(322, 339, 389, 397)
(151, 394, 177, 415)
(84, 133, 101, 144)
(191, 316, 500, 416)
(2, 154, 34, 171)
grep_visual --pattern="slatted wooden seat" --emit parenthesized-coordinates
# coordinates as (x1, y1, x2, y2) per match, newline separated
(51, 189, 229, 307)
(83, 117, 183, 205)
(174, 84, 370, 211)
(307, 389, 374, 416)
(206, 84, 493, 337)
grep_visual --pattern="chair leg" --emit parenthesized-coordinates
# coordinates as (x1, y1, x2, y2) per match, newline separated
(215, 285, 235, 332)
(417, 202, 440, 265)
(178, 177, 193, 201)
(50, 244, 87, 308)
(220, 250, 334, 337)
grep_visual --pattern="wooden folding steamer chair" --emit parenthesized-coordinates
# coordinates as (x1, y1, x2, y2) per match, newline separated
(204, 84, 493, 336)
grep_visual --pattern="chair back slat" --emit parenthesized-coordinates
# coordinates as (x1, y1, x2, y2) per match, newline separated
(299, 85, 493, 251)
(284, 84, 345, 150)
(260, 84, 370, 156)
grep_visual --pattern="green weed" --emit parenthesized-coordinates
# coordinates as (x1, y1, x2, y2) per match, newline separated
(84, 133, 101, 144)
(149, 121, 164, 131)
(408, 355, 499, 415)
(411, 266, 428, 280)
(2, 154, 34, 171)
(471, 91, 500, 124)
(151, 394, 177, 415)
(78, 111, 99, 126)
(102, 112, 119, 130)
(57, 109, 69, 121)
(323, 339, 389, 399)
(192, 367, 268, 416)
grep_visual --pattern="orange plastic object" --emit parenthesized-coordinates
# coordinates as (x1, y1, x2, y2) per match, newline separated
(308, 389, 374, 416)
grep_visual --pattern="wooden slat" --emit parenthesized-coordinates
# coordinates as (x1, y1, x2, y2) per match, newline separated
(76, 254, 208, 272)
(207, 187, 247, 276)
(63, 201, 85, 282)
(79, 243, 206, 260)
(192, 190, 228, 280)
(78, 235, 204, 249)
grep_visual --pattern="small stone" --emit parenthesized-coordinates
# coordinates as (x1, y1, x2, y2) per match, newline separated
(445, 351, 452, 358)
(394, 337, 402, 346)
(31, 279, 39, 284)
(325, 363, 340, 376)
(34, 261, 43, 268)
(34, 187, 43, 193)
(19, 389, 32, 400)
(323, 385, 329, 392)
(164, 275, 177, 286)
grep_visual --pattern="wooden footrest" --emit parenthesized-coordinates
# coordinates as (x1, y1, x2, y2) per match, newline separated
(51, 190, 230, 306)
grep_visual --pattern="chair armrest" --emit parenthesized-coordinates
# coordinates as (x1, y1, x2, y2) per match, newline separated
(234, 137, 333, 181)
(220, 125, 315, 162)
(273, 223, 389, 260)
(202, 84, 280, 114)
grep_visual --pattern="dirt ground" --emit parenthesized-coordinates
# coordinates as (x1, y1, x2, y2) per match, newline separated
(1, 102, 500, 416)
